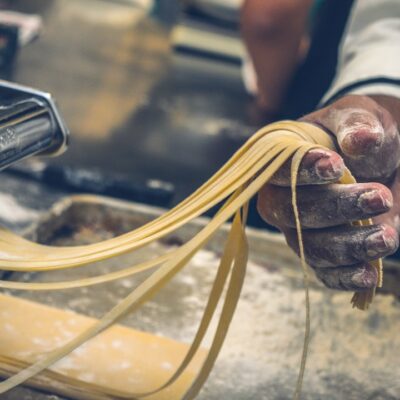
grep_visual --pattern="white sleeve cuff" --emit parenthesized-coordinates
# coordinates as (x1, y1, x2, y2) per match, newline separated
(321, 45, 400, 105)
(321, 0, 400, 105)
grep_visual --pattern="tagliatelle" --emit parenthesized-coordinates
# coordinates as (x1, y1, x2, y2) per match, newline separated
(0, 121, 382, 399)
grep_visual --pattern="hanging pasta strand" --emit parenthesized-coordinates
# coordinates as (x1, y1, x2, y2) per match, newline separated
(0, 121, 382, 399)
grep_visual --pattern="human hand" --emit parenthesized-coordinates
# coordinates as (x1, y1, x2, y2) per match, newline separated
(257, 95, 400, 290)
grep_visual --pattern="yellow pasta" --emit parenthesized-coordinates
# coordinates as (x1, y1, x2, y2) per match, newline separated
(0, 121, 382, 399)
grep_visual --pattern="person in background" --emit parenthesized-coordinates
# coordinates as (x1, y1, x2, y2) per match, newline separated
(241, 0, 315, 120)
(243, 0, 400, 292)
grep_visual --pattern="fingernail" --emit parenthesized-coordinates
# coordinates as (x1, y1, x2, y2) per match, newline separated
(351, 265, 377, 289)
(365, 227, 398, 257)
(314, 153, 344, 180)
(338, 117, 384, 157)
(341, 131, 382, 156)
(358, 190, 392, 214)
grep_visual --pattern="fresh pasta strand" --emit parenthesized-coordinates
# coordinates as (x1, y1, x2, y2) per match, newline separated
(0, 121, 382, 399)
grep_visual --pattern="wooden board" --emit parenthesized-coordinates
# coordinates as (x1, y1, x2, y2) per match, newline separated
(0, 294, 207, 399)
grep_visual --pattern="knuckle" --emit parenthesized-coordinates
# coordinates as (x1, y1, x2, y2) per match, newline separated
(336, 110, 384, 158)
(314, 264, 377, 291)
(257, 185, 294, 227)
(299, 95, 384, 140)
(338, 109, 383, 141)
(256, 188, 279, 226)
(371, 182, 393, 199)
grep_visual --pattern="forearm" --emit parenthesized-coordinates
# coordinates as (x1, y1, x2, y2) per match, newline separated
(241, 0, 312, 113)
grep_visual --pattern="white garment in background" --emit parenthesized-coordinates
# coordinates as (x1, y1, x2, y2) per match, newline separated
(322, 0, 400, 104)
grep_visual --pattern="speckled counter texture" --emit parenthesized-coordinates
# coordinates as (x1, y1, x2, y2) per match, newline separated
(0, 191, 398, 400)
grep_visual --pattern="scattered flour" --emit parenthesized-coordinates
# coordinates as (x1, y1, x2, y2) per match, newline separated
(0, 193, 38, 223)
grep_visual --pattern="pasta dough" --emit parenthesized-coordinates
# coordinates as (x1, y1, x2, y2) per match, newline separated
(0, 121, 382, 399)
(0, 293, 207, 400)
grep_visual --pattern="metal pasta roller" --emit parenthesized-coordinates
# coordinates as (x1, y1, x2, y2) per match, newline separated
(0, 79, 69, 170)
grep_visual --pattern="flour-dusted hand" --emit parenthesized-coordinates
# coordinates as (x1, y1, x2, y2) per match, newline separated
(258, 95, 400, 290)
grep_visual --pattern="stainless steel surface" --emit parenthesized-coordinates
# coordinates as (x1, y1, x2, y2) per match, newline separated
(0, 79, 69, 159)
(2, 195, 400, 399)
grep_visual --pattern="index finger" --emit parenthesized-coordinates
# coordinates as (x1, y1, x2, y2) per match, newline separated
(270, 147, 345, 186)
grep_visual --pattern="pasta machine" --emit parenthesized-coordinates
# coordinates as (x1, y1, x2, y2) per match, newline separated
(0, 79, 69, 171)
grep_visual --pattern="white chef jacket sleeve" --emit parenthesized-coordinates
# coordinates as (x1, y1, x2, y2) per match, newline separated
(321, 0, 400, 105)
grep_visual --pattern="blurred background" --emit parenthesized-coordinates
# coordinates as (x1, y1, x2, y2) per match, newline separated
(3, 4, 400, 400)
(0, 0, 350, 229)
(0, 0, 263, 223)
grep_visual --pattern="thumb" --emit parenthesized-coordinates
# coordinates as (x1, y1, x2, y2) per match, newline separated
(301, 95, 400, 181)
(334, 108, 384, 158)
